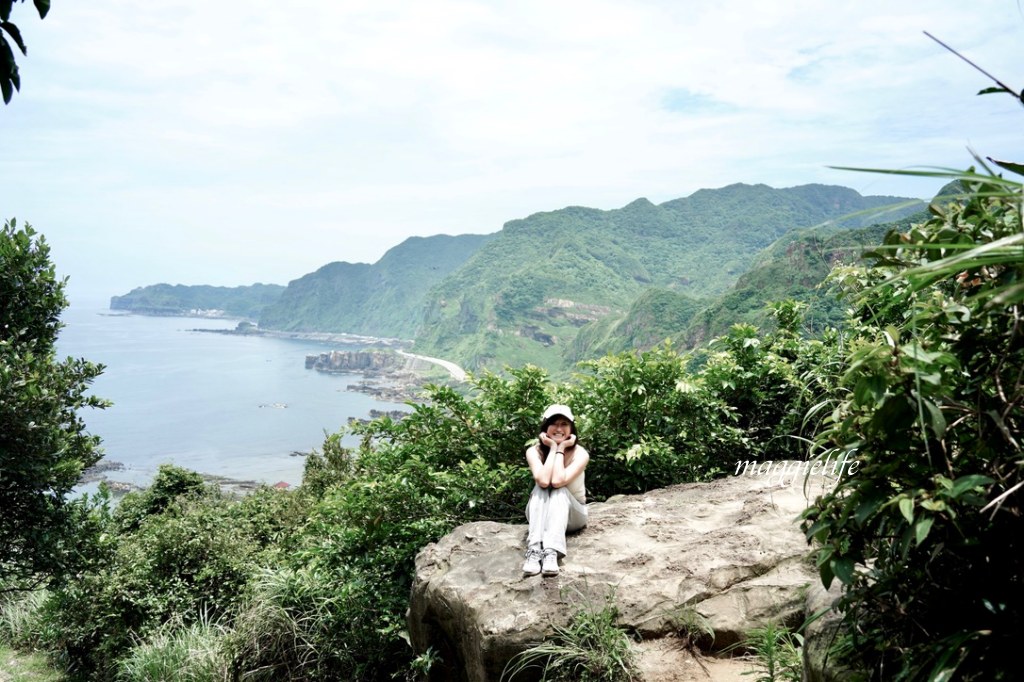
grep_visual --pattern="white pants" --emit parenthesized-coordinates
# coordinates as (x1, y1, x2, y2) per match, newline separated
(525, 484, 588, 557)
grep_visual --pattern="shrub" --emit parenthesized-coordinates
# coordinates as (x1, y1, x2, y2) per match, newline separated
(42, 467, 287, 679)
(802, 169, 1024, 680)
(569, 343, 748, 496)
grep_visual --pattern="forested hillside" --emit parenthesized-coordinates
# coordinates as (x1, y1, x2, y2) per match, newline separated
(110, 283, 285, 319)
(413, 183, 920, 371)
(258, 233, 494, 339)
(676, 210, 929, 348)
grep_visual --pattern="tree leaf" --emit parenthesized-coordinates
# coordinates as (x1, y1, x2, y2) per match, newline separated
(977, 86, 1011, 96)
(915, 516, 934, 546)
(832, 557, 856, 584)
(986, 157, 1024, 176)
(1, 21, 25, 55)
(949, 474, 994, 499)
(818, 560, 835, 589)
(0, 1, 11, 23)
(899, 497, 914, 524)
(33, 0, 50, 20)
(923, 399, 947, 439)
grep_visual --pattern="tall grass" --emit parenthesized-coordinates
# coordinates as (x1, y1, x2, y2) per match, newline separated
(116, 615, 229, 682)
(0, 590, 51, 650)
(502, 591, 639, 682)
(740, 622, 803, 682)
(223, 567, 337, 681)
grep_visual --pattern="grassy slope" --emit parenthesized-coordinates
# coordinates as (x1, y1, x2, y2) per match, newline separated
(0, 644, 65, 682)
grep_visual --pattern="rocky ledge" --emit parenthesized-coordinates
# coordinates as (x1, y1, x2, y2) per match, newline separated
(408, 467, 829, 682)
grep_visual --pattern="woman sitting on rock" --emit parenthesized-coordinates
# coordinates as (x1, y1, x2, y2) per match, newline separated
(523, 404, 589, 577)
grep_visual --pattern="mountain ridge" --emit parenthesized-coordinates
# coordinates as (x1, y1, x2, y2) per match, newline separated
(411, 182, 923, 371)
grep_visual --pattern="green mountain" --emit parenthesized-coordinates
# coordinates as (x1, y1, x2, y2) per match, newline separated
(258, 233, 495, 339)
(568, 288, 704, 363)
(109, 283, 285, 319)
(412, 183, 922, 371)
(677, 210, 929, 348)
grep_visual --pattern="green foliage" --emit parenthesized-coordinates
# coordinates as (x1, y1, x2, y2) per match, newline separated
(568, 343, 748, 496)
(416, 185, 922, 373)
(698, 318, 807, 460)
(502, 591, 639, 682)
(116, 615, 229, 682)
(1, 218, 108, 591)
(801, 168, 1024, 680)
(109, 283, 285, 320)
(741, 623, 803, 682)
(0, 1, 48, 105)
(40, 467, 296, 680)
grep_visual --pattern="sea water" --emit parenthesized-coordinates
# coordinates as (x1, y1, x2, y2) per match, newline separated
(56, 306, 410, 490)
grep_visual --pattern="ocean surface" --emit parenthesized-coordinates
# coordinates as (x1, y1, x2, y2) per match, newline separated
(56, 306, 410, 491)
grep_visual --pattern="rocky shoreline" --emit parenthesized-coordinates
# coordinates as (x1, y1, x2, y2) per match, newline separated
(306, 349, 440, 403)
(80, 458, 313, 497)
(191, 322, 409, 348)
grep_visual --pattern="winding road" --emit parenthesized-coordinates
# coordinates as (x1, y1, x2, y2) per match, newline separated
(397, 350, 467, 382)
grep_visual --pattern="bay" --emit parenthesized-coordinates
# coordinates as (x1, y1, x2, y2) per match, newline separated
(57, 306, 410, 491)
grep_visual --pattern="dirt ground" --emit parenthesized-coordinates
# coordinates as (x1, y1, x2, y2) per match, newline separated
(635, 638, 757, 682)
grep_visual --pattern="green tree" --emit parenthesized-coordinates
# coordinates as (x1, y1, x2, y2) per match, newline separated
(1, 1, 50, 104)
(0, 218, 107, 591)
(802, 169, 1024, 680)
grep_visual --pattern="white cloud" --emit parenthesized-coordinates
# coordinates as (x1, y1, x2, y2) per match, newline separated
(2, 0, 1022, 302)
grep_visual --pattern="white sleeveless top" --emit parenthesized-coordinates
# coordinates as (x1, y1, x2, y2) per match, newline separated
(531, 445, 587, 503)
(566, 468, 587, 504)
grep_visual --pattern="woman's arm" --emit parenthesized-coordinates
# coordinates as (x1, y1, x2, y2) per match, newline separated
(526, 442, 556, 487)
(551, 445, 589, 489)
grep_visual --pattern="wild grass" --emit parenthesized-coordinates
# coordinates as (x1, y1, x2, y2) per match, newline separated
(740, 622, 803, 682)
(0, 590, 51, 649)
(116, 614, 229, 682)
(0, 642, 67, 682)
(501, 590, 639, 682)
(666, 605, 714, 651)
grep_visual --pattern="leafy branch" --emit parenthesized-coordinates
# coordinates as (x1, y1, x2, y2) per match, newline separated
(1, 0, 50, 105)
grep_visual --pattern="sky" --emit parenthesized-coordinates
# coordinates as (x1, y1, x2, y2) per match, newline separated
(2, 1, 1023, 305)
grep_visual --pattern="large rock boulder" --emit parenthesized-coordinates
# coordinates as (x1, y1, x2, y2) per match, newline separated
(408, 468, 826, 682)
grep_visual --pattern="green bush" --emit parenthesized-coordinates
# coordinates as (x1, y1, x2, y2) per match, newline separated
(41, 467, 291, 680)
(802, 170, 1024, 680)
(569, 343, 748, 496)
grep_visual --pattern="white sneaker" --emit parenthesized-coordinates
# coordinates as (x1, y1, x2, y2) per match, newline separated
(541, 549, 559, 576)
(522, 546, 543, 576)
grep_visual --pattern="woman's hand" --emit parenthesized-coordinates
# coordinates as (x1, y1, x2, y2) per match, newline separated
(540, 432, 556, 448)
(559, 434, 577, 451)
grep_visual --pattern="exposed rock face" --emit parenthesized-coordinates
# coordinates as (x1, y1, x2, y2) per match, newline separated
(408, 469, 826, 682)
(304, 350, 401, 372)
